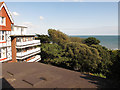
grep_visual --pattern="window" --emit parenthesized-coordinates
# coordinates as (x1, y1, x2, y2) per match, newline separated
(21, 28, 23, 35)
(0, 31, 1, 40)
(17, 49, 22, 53)
(0, 31, 6, 41)
(22, 37, 27, 42)
(2, 48, 6, 58)
(0, 49, 1, 58)
(2, 31, 5, 40)
(16, 37, 21, 42)
(0, 48, 6, 59)
(0, 16, 6, 26)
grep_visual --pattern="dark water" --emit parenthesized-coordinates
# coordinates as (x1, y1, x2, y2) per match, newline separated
(71, 35, 118, 50)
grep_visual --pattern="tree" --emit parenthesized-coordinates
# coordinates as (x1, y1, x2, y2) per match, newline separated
(91, 45, 112, 75)
(84, 37, 100, 46)
(48, 29, 69, 45)
(107, 50, 120, 80)
(36, 34, 50, 43)
(65, 42, 101, 72)
(69, 37, 85, 43)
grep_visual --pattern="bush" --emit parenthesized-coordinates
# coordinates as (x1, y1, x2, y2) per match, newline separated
(36, 34, 50, 43)
(69, 37, 85, 43)
(41, 43, 64, 60)
(40, 29, 120, 83)
(65, 42, 101, 72)
(91, 45, 112, 75)
(107, 50, 120, 80)
(48, 29, 69, 45)
(84, 37, 100, 46)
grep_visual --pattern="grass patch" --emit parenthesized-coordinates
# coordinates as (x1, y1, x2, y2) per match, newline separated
(90, 73, 106, 78)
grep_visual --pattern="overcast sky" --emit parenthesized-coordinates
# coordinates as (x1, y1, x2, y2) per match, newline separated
(6, 1, 118, 35)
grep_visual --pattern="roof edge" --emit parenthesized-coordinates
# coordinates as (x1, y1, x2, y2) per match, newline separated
(0, 2, 14, 24)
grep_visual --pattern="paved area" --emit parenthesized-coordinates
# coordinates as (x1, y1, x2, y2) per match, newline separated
(2, 63, 107, 88)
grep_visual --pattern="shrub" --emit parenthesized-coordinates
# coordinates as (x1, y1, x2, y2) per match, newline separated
(36, 34, 50, 43)
(48, 29, 69, 45)
(69, 37, 85, 43)
(65, 42, 101, 72)
(84, 37, 100, 46)
(91, 45, 112, 75)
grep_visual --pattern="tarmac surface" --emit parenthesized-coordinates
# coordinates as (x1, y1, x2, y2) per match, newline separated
(1, 62, 108, 89)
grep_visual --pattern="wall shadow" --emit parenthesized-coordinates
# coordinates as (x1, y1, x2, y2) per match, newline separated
(2, 78, 15, 90)
(80, 74, 112, 88)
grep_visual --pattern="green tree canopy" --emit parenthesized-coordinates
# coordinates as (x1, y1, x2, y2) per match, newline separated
(107, 50, 120, 80)
(91, 45, 112, 75)
(48, 29, 69, 45)
(84, 37, 100, 46)
(65, 42, 101, 72)
(36, 34, 50, 43)
(69, 37, 85, 43)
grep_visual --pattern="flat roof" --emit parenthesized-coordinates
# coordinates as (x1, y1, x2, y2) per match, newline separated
(2, 62, 108, 88)
(13, 25, 27, 28)
(10, 35, 35, 37)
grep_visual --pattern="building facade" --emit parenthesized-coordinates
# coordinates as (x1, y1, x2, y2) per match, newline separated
(0, 2, 41, 63)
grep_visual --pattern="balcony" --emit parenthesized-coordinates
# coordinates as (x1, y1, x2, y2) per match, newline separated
(16, 40, 41, 48)
(0, 57, 12, 63)
(27, 55, 41, 62)
(16, 47, 41, 60)
(0, 42, 6, 47)
(0, 41, 11, 48)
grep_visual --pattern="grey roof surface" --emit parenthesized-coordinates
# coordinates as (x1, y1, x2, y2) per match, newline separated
(2, 63, 108, 88)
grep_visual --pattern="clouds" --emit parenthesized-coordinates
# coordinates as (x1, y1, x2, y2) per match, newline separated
(40, 16, 44, 20)
(12, 12, 19, 16)
(22, 22, 33, 27)
(21, 21, 48, 35)
(21, 22, 40, 34)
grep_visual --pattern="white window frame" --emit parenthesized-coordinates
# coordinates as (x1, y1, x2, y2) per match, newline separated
(0, 48, 6, 59)
(0, 48, 1, 59)
(0, 16, 6, 26)
(0, 31, 6, 42)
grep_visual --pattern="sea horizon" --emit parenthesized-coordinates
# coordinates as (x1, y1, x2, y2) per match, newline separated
(70, 35, 118, 50)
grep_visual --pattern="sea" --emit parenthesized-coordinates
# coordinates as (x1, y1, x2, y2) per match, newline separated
(71, 35, 119, 50)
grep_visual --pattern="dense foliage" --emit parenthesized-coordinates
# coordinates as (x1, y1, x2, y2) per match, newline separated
(84, 37, 100, 46)
(48, 29, 69, 45)
(36, 34, 50, 43)
(37, 29, 120, 85)
(91, 45, 112, 75)
(69, 37, 85, 43)
(108, 50, 120, 80)
(64, 42, 101, 72)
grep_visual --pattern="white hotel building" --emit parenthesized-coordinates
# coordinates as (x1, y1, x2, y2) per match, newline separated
(0, 2, 41, 63)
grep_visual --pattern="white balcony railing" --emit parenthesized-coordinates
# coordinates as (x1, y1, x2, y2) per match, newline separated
(0, 57, 12, 63)
(16, 40, 40, 48)
(0, 43, 6, 47)
(0, 42, 11, 48)
(16, 47, 40, 59)
(27, 55, 41, 62)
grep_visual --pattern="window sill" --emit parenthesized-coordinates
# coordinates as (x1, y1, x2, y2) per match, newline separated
(0, 58, 7, 61)
(0, 25, 6, 26)
(0, 41, 6, 43)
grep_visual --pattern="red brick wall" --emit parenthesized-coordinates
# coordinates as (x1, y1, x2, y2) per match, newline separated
(11, 37, 17, 62)
(0, 6, 13, 31)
